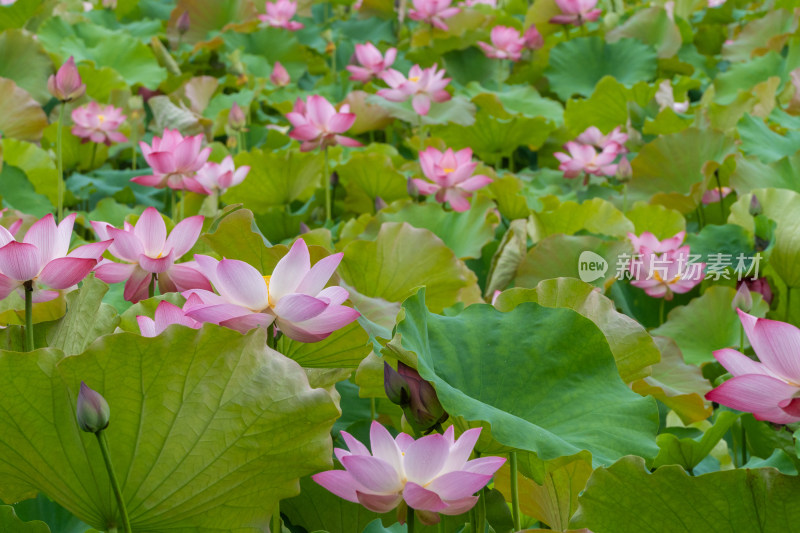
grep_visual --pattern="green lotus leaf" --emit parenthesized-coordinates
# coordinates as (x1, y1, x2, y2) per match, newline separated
(442, 46, 504, 87)
(203, 208, 284, 271)
(652, 286, 769, 365)
(463, 83, 564, 124)
(366, 94, 476, 127)
(277, 319, 371, 368)
(713, 51, 795, 106)
(10, 494, 90, 533)
(738, 113, 800, 164)
(683, 223, 754, 261)
(0, 506, 49, 532)
(730, 153, 800, 194)
(0, 78, 48, 142)
(572, 456, 800, 532)
(0, 0, 43, 30)
(487, 175, 531, 220)
(606, 6, 682, 59)
(624, 202, 686, 240)
(546, 37, 658, 101)
(0, 164, 53, 218)
(563, 76, 631, 137)
(642, 107, 694, 135)
(529, 197, 634, 240)
(338, 222, 482, 313)
(0, 30, 53, 104)
(338, 152, 409, 215)
(721, 9, 796, 63)
(385, 289, 659, 480)
(653, 411, 739, 471)
(166, 0, 257, 45)
(0, 325, 340, 531)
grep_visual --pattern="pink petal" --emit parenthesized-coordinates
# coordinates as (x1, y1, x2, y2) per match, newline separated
(273, 293, 329, 322)
(312, 470, 364, 503)
(412, 94, 431, 115)
(165, 215, 203, 258)
(369, 421, 403, 473)
(316, 286, 349, 306)
(137, 316, 157, 337)
(138, 251, 175, 274)
(269, 239, 311, 302)
(106, 227, 144, 262)
(23, 214, 63, 264)
(93, 261, 135, 283)
(68, 240, 112, 260)
(134, 207, 167, 257)
(706, 374, 800, 422)
(0, 242, 42, 281)
(462, 456, 506, 475)
(38, 257, 96, 289)
(295, 253, 342, 295)
(146, 151, 175, 175)
(185, 302, 254, 324)
(277, 304, 360, 341)
(123, 267, 153, 303)
(714, 348, 774, 378)
(162, 263, 211, 292)
(341, 430, 371, 456)
(457, 175, 492, 192)
(0, 274, 20, 300)
(355, 491, 404, 513)
(216, 259, 270, 311)
(328, 113, 356, 133)
(403, 482, 448, 512)
(424, 471, 493, 500)
(439, 495, 479, 515)
(442, 428, 481, 471)
(340, 455, 402, 493)
(403, 433, 450, 485)
(746, 312, 800, 383)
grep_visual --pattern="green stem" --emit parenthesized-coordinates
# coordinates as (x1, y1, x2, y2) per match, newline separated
(370, 397, 376, 420)
(131, 128, 138, 170)
(171, 188, 177, 221)
(714, 172, 725, 221)
(57, 103, 66, 222)
(698, 202, 706, 229)
(267, 324, 276, 350)
(271, 507, 281, 533)
(179, 189, 185, 222)
(741, 424, 747, 466)
(96, 431, 132, 533)
(659, 298, 666, 326)
(510, 452, 521, 531)
(786, 287, 792, 323)
(24, 282, 34, 352)
(407, 507, 415, 533)
(149, 275, 157, 299)
(622, 184, 628, 212)
(91, 142, 99, 170)
(323, 147, 332, 224)
(438, 518, 445, 533)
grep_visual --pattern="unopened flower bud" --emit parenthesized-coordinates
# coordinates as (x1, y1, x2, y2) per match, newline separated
(397, 362, 448, 433)
(384, 362, 411, 406)
(47, 56, 86, 102)
(749, 194, 762, 216)
(270, 61, 290, 87)
(374, 196, 388, 212)
(523, 25, 543, 50)
(76, 382, 110, 434)
(177, 11, 191, 35)
(228, 102, 246, 130)
(299, 222, 310, 234)
(616, 156, 632, 183)
(731, 282, 753, 313)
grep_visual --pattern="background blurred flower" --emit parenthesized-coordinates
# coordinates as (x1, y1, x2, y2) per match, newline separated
(630, 246, 705, 300)
(408, 0, 460, 30)
(413, 147, 491, 211)
(134, 129, 211, 193)
(550, 0, 602, 25)
(287, 95, 362, 151)
(347, 43, 397, 82)
(554, 141, 619, 179)
(378, 64, 451, 115)
(478, 26, 526, 61)
(137, 299, 201, 337)
(71, 102, 128, 146)
(48, 56, 86, 102)
(195, 156, 250, 195)
(259, 0, 304, 30)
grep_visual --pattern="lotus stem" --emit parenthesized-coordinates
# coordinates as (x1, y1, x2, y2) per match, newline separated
(24, 281, 34, 351)
(714, 171, 725, 220)
(323, 147, 332, 224)
(57, 103, 66, 223)
(96, 431, 132, 533)
(271, 506, 281, 533)
(786, 287, 792, 323)
(659, 298, 665, 326)
(370, 397, 376, 420)
(91, 142, 98, 170)
(407, 507, 416, 533)
(510, 451, 521, 531)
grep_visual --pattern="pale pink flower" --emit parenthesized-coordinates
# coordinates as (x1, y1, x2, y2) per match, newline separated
(655, 80, 689, 113)
(195, 156, 250, 195)
(707, 0, 726, 7)
(378, 64, 451, 115)
(550, 0, 601, 25)
(408, 0, 460, 30)
(706, 310, 800, 423)
(71, 101, 128, 146)
(0, 214, 110, 303)
(412, 147, 492, 212)
(92, 207, 211, 303)
(627, 231, 685, 255)
(137, 299, 201, 337)
(576, 126, 628, 152)
(347, 43, 398, 82)
(554, 141, 619, 179)
(313, 421, 505, 525)
(463, 0, 496, 6)
(184, 238, 360, 342)
(270, 61, 290, 86)
(630, 246, 705, 300)
(702, 186, 732, 205)
(133, 129, 211, 193)
(259, 0, 304, 30)
(48, 56, 86, 102)
(523, 25, 544, 50)
(740, 277, 773, 305)
(477, 26, 526, 61)
(287, 95, 362, 152)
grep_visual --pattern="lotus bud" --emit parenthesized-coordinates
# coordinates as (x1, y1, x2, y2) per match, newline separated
(177, 11, 191, 35)
(616, 156, 632, 183)
(384, 361, 411, 406)
(299, 222, 310, 234)
(731, 283, 753, 313)
(749, 194, 762, 216)
(522, 25, 543, 50)
(603, 11, 620, 30)
(374, 196, 388, 212)
(228, 102, 246, 130)
(270, 61, 290, 87)
(76, 382, 110, 434)
(397, 362, 448, 432)
(47, 56, 86, 102)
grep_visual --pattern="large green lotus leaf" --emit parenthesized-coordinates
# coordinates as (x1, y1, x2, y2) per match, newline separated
(338, 222, 481, 313)
(606, 7, 682, 59)
(462, 83, 564, 124)
(37, 18, 167, 89)
(729, 188, 800, 288)
(624, 202, 686, 240)
(722, 9, 796, 63)
(0, 0, 42, 30)
(738, 113, 800, 164)
(11, 494, 88, 533)
(0, 165, 53, 218)
(385, 289, 659, 479)
(442, 46, 504, 87)
(571, 456, 800, 532)
(713, 51, 791, 106)
(203, 208, 285, 271)
(628, 128, 736, 213)
(0, 139, 57, 207)
(529, 197, 634, 240)
(516, 235, 631, 290)
(224, 148, 322, 212)
(0, 78, 48, 142)
(338, 152, 408, 215)
(366, 94, 476, 127)
(0, 325, 340, 532)
(563, 76, 630, 137)
(0, 506, 49, 532)
(77, 64, 129, 104)
(494, 279, 660, 383)
(683, 223, 754, 261)
(487, 175, 530, 220)
(277, 319, 371, 368)
(652, 286, 769, 365)
(546, 37, 658, 101)
(166, 0, 257, 45)
(642, 106, 694, 135)
(631, 336, 712, 425)
(375, 196, 499, 259)
(730, 153, 800, 193)
(653, 411, 739, 471)
(0, 30, 53, 104)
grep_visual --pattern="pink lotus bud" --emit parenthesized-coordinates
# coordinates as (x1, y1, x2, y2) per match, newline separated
(299, 222, 311, 234)
(616, 156, 632, 183)
(384, 361, 411, 405)
(731, 283, 753, 313)
(47, 56, 86, 102)
(76, 382, 110, 433)
(177, 11, 191, 35)
(523, 25, 544, 50)
(749, 194, 762, 216)
(229, 102, 247, 130)
(374, 196, 388, 211)
(270, 61, 290, 87)
(396, 362, 448, 433)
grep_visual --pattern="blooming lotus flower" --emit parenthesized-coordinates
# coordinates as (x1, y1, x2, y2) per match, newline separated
(463, 0, 496, 6)
(630, 246, 705, 300)
(195, 156, 250, 195)
(270, 61, 290, 86)
(287, 95, 362, 152)
(655, 80, 689, 113)
(550, 0, 602, 25)
(378, 64, 451, 116)
(137, 299, 201, 337)
(0, 214, 110, 303)
(48, 56, 86, 102)
(313, 422, 505, 525)
(576, 126, 628, 152)
(408, 0, 460, 30)
(92, 207, 210, 303)
(702, 186, 732, 205)
(627, 231, 685, 255)
(554, 141, 619, 179)
(184, 239, 360, 342)
(478, 26, 526, 61)
(412, 147, 492, 212)
(706, 310, 800, 423)
(259, 0, 304, 30)
(523, 25, 544, 50)
(71, 101, 128, 146)
(347, 43, 397, 82)
(133, 129, 211, 192)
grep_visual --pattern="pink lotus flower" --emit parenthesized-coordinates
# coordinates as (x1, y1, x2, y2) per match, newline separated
(378, 64, 451, 115)
(478, 26, 526, 61)
(0, 214, 110, 303)
(71, 101, 128, 146)
(195, 156, 250, 195)
(133, 129, 211, 192)
(554, 141, 620, 179)
(627, 231, 685, 255)
(48, 56, 86, 102)
(550, 0, 602, 25)
(576, 126, 628, 152)
(523, 25, 544, 50)
(287, 95, 362, 152)
(408, 0, 460, 30)
(184, 239, 360, 342)
(702, 186, 732, 205)
(463, 0, 496, 6)
(92, 207, 210, 303)
(313, 421, 505, 525)
(259, 0, 304, 30)
(706, 310, 800, 424)
(137, 299, 201, 337)
(740, 277, 773, 305)
(346, 43, 398, 82)
(270, 61, 290, 86)
(412, 147, 492, 212)
(630, 246, 705, 300)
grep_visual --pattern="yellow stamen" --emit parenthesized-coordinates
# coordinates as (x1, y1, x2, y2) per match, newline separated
(443, 167, 455, 173)
(653, 271, 681, 284)
(263, 275, 274, 306)
(409, 76, 420, 82)
(98, 114, 106, 124)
